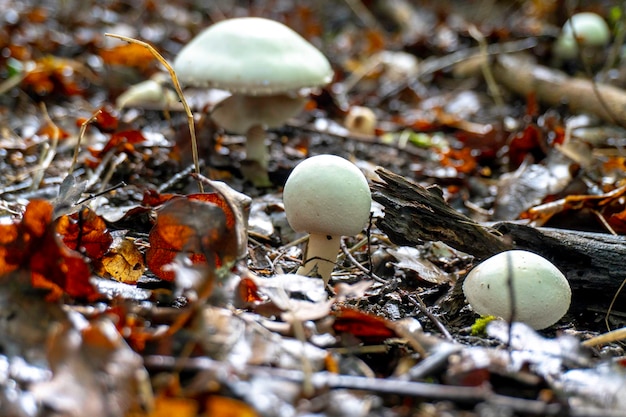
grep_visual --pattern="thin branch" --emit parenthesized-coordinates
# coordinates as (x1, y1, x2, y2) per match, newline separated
(104, 33, 204, 192)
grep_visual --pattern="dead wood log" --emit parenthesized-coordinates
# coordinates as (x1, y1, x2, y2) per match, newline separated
(371, 168, 626, 305)
(493, 54, 626, 125)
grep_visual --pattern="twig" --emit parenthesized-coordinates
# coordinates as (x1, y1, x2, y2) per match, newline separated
(375, 37, 537, 105)
(144, 354, 489, 401)
(583, 326, 626, 347)
(70, 109, 100, 175)
(340, 237, 387, 284)
(142, 355, 625, 416)
(407, 293, 453, 341)
(75, 181, 126, 205)
(30, 103, 60, 191)
(157, 162, 200, 193)
(104, 33, 204, 192)
(467, 24, 504, 109)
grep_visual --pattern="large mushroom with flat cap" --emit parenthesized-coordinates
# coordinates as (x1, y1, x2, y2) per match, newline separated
(173, 17, 333, 186)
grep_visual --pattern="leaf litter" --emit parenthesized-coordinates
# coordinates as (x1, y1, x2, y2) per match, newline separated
(3, 0, 626, 416)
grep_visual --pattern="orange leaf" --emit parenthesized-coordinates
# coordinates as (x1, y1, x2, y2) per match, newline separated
(204, 396, 258, 417)
(146, 396, 198, 417)
(0, 200, 98, 300)
(21, 56, 87, 96)
(332, 306, 397, 343)
(236, 277, 263, 304)
(99, 43, 156, 71)
(57, 206, 113, 260)
(96, 237, 145, 284)
(146, 194, 238, 281)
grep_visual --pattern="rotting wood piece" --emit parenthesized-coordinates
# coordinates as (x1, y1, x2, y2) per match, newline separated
(371, 168, 512, 259)
(371, 168, 626, 298)
(493, 54, 626, 125)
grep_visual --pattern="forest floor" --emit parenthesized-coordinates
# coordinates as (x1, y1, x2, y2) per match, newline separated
(2, 1, 626, 416)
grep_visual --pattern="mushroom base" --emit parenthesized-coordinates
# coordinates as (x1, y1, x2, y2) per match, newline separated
(296, 233, 341, 285)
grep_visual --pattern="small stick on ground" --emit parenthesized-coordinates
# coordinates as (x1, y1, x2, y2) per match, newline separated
(340, 237, 387, 284)
(69, 109, 100, 175)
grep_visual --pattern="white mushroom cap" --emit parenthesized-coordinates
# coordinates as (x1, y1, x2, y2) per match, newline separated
(283, 155, 372, 237)
(173, 17, 333, 95)
(462, 250, 571, 330)
(554, 12, 610, 60)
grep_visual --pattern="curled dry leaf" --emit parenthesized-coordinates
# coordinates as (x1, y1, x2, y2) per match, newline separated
(21, 55, 90, 96)
(99, 43, 156, 71)
(32, 317, 151, 416)
(332, 306, 398, 344)
(146, 193, 238, 281)
(57, 206, 113, 261)
(95, 236, 145, 284)
(0, 200, 98, 301)
(86, 129, 146, 168)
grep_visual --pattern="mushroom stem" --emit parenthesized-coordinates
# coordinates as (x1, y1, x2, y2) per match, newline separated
(245, 124, 268, 169)
(297, 233, 341, 285)
(242, 124, 272, 187)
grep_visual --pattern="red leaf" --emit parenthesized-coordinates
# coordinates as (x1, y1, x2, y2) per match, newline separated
(332, 306, 397, 343)
(57, 206, 113, 260)
(0, 200, 98, 301)
(146, 194, 238, 281)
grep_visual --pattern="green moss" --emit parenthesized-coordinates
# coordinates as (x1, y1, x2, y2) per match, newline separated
(470, 315, 496, 336)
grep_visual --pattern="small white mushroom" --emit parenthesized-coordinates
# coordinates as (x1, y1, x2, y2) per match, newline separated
(554, 12, 610, 60)
(116, 73, 177, 109)
(173, 17, 333, 186)
(462, 250, 571, 330)
(344, 106, 377, 136)
(282, 155, 372, 284)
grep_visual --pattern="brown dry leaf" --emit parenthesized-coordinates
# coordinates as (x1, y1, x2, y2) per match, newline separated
(146, 194, 238, 281)
(332, 306, 398, 343)
(236, 276, 264, 305)
(32, 318, 150, 417)
(96, 236, 145, 284)
(87, 129, 146, 168)
(143, 396, 198, 417)
(57, 206, 113, 261)
(205, 396, 258, 417)
(522, 184, 626, 227)
(0, 200, 98, 301)
(77, 105, 119, 132)
(387, 246, 451, 285)
(99, 43, 156, 71)
(21, 55, 90, 96)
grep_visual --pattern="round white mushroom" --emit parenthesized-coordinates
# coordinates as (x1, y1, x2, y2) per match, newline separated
(173, 17, 333, 186)
(554, 12, 610, 60)
(462, 250, 571, 330)
(344, 106, 377, 136)
(283, 155, 372, 284)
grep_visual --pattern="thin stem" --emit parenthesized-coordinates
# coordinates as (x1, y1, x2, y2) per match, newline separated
(246, 124, 268, 170)
(104, 33, 204, 192)
(297, 233, 341, 285)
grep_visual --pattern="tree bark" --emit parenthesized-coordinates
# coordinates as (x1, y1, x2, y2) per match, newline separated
(371, 168, 626, 308)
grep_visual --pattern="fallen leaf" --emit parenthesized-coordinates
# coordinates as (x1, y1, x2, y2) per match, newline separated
(57, 206, 113, 260)
(205, 395, 258, 417)
(146, 194, 238, 281)
(96, 236, 145, 284)
(332, 306, 397, 343)
(0, 200, 98, 301)
(21, 55, 89, 96)
(99, 43, 156, 71)
(77, 105, 119, 132)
